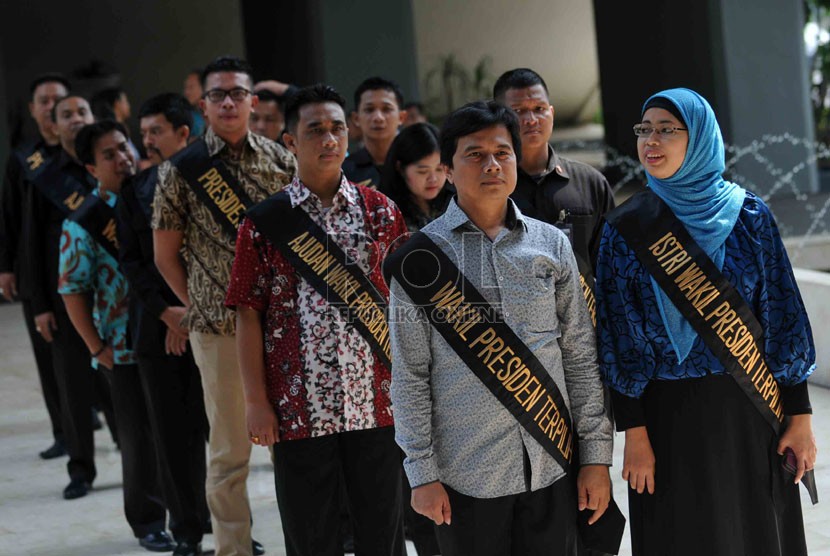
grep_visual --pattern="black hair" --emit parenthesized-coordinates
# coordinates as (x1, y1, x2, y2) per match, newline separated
(29, 73, 71, 96)
(403, 101, 425, 112)
(51, 95, 89, 122)
(380, 122, 451, 221)
(255, 89, 282, 105)
(75, 120, 128, 166)
(439, 100, 522, 167)
(200, 56, 253, 89)
(188, 67, 203, 78)
(138, 93, 194, 130)
(353, 76, 404, 110)
(492, 68, 549, 101)
(90, 87, 127, 120)
(283, 84, 347, 133)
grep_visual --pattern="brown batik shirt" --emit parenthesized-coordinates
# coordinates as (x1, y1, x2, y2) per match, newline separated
(151, 127, 296, 335)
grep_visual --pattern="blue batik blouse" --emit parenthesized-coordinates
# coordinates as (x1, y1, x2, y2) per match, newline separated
(596, 191, 814, 404)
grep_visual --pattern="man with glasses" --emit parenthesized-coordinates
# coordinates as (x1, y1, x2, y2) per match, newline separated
(152, 56, 296, 556)
(494, 69, 614, 271)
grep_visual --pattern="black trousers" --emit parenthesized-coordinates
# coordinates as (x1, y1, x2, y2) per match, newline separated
(51, 304, 114, 483)
(104, 364, 166, 537)
(21, 299, 62, 443)
(273, 427, 406, 556)
(436, 478, 580, 556)
(137, 350, 209, 543)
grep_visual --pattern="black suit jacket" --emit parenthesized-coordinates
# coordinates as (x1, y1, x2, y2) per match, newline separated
(116, 166, 182, 357)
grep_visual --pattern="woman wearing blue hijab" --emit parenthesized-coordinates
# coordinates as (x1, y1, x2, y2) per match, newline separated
(595, 88, 817, 556)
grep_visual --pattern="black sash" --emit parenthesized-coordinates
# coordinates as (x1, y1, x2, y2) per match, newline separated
(607, 190, 785, 432)
(21, 148, 90, 217)
(574, 252, 597, 328)
(383, 232, 575, 471)
(245, 191, 392, 369)
(67, 194, 120, 259)
(172, 138, 255, 240)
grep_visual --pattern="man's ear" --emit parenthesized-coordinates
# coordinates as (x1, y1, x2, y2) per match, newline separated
(282, 131, 298, 155)
(84, 163, 100, 182)
(28, 101, 36, 119)
(398, 108, 408, 127)
(177, 125, 191, 144)
(198, 98, 207, 114)
(443, 164, 453, 184)
(350, 111, 361, 131)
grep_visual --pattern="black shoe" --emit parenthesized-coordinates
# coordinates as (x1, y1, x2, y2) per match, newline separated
(138, 531, 176, 552)
(39, 440, 67, 459)
(62, 479, 90, 500)
(252, 539, 265, 555)
(172, 541, 202, 556)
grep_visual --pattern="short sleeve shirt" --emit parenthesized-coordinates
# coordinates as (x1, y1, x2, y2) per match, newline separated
(225, 176, 408, 439)
(151, 128, 296, 335)
(58, 190, 134, 366)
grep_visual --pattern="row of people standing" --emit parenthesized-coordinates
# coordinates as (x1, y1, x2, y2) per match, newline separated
(1, 54, 816, 556)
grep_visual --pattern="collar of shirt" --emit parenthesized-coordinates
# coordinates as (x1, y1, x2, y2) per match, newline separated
(203, 126, 263, 158)
(441, 196, 527, 234)
(522, 145, 570, 181)
(286, 174, 359, 212)
(93, 187, 118, 208)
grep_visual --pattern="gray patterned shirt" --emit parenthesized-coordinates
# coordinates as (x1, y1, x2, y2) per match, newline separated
(388, 198, 613, 498)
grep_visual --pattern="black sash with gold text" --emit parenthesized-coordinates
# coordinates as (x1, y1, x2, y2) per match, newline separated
(67, 193, 120, 259)
(606, 190, 785, 433)
(20, 148, 90, 217)
(173, 139, 255, 241)
(574, 252, 597, 328)
(383, 232, 575, 472)
(246, 191, 392, 369)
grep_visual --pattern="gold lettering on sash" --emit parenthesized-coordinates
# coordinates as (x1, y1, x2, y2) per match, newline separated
(467, 326, 572, 461)
(647, 233, 783, 422)
(428, 281, 483, 341)
(286, 231, 391, 361)
(579, 274, 597, 327)
(26, 151, 45, 171)
(102, 219, 119, 250)
(64, 191, 85, 211)
(197, 167, 246, 227)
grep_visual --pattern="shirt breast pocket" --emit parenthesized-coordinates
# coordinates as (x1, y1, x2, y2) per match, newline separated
(516, 258, 560, 336)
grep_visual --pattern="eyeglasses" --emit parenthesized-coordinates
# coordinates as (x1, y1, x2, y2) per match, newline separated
(633, 124, 688, 137)
(203, 87, 252, 103)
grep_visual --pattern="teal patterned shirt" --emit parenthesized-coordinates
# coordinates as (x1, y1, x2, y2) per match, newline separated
(58, 189, 135, 366)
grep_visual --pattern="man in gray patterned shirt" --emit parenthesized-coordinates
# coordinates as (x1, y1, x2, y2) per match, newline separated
(387, 101, 613, 555)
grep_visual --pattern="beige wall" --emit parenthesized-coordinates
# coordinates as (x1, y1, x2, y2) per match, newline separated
(411, 0, 601, 123)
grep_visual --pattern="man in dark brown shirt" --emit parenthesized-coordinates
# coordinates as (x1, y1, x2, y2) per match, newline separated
(494, 68, 614, 269)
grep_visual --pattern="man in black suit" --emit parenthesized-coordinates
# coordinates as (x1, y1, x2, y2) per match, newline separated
(116, 93, 210, 556)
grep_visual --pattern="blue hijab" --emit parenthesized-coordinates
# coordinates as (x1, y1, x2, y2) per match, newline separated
(641, 88, 746, 363)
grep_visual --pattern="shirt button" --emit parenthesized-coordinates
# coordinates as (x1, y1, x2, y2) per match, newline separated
(498, 275, 504, 282)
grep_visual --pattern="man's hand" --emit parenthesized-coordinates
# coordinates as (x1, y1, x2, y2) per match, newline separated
(34, 311, 57, 343)
(778, 414, 818, 484)
(95, 345, 115, 371)
(164, 328, 188, 356)
(246, 400, 280, 447)
(577, 464, 611, 524)
(254, 80, 290, 96)
(623, 426, 656, 494)
(411, 482, 452, 525)
(160, 306, 188, 336)
(0, 272, 17, 301)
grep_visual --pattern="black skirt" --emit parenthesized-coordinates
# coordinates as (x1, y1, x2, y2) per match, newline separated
(629, 374, 807, 556)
